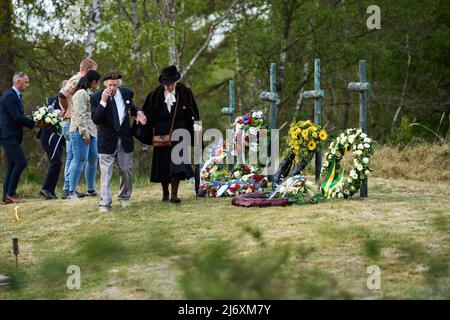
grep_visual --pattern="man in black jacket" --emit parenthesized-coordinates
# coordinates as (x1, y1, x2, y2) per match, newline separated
(0, 72, 35, 204)
(91, 71, 146, 213)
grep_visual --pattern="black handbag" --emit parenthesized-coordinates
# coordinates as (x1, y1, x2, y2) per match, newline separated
(131, 121, 153, 145)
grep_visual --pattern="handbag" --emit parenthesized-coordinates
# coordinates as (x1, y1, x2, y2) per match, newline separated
(152, 94, 179, 148)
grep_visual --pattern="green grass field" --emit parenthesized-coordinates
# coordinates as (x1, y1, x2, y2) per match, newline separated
(0, 174, 448, 299)
(0, 143, 449, 299)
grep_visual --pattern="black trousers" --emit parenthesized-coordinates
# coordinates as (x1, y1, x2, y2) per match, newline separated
(40, 129, 64, 193)
(0, 139, 27, 201)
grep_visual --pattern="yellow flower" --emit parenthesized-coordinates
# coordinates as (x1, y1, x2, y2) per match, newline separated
(319, 130, 327, 141)
(308, 140, 317, 151)
(293, 144, 300, 151)
(301, 130, 309, 140)
(312, 131, 318, 138)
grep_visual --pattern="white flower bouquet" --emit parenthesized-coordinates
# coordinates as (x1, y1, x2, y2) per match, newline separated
(32, 105, 63, 134)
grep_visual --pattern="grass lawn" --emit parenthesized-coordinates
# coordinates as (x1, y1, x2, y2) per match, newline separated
(0, 175, 448, 300)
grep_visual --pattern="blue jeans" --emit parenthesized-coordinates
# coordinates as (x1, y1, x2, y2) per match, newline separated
(68, 130, 98, 193)
(62, 120, 73, 191)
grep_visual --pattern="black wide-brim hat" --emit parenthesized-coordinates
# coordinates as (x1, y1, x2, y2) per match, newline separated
(159, 65, 181, 85)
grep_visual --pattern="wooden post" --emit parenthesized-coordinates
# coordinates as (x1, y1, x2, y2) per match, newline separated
(221, 80, 235, 124)
(348, 59, 371, 198)
(259, 63, 279, 130)
(302, 59, 324, 184)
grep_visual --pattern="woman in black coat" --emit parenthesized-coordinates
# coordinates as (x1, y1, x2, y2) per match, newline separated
(142, 65, 200, 203)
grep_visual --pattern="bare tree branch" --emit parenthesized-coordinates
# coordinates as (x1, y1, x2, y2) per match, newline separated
(180, 0, 245, 79)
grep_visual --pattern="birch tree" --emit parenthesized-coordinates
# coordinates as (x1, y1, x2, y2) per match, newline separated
(85, 0, 101, 58)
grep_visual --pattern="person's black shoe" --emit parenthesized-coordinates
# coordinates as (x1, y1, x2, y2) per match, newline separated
(40, 189, 56, 200)
(61, 189, 69, 200)
(170, 198, 181, 203)
(76, 191, 86, 198)
(50, 191, 58, 199)
(86, 190, 98, 197)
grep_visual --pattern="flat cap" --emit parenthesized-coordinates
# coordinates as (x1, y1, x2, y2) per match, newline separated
(103, 70, 122, 81)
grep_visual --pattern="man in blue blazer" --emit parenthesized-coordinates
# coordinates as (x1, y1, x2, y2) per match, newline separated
(0, 72, 36, 204)
(91, 71, 146, 212)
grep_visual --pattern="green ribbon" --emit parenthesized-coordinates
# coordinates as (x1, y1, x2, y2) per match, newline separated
(321, 149, 347, 198)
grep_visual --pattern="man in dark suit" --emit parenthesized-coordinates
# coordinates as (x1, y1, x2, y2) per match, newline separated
(91, 71, 146, 213)
(0, 72, 36, 204)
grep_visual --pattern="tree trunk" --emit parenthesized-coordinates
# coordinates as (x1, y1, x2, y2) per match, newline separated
(0, 0, 13, 96)
(235, 20, 243, 114)
(164, 0, 178, 66)
(392, 35, 411, 130)
(85, 0, 101, 58)
(295, 62, 309, 115)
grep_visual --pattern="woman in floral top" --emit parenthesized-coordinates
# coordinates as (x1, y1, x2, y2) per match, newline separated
(68, 70, 101, 200)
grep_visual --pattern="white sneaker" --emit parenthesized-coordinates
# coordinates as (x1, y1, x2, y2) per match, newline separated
(99, 207, 110, 213)
(68, 193, 80, 201)
(120, 200, 131, 208)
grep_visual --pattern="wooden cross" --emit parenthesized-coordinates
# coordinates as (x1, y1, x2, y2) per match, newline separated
(302, 59, 324, 184)
(221, 80, 235, 124)
(347, 59, 371, 198)
(259, 63, 279, 130)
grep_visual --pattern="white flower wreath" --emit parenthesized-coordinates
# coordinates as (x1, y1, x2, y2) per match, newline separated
(321, 128, 374, 198)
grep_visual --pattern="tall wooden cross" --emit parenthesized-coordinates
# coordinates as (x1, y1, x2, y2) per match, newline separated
(259, 63, 279, 130)
(347, 59, 371, 198)
(302, 59, 324, 184)
(221, 80, 236, 124)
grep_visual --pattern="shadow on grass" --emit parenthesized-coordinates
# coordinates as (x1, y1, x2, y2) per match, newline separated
(177, 226, 351, 299)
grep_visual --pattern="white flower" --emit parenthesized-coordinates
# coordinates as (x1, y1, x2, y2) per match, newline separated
(323, 160, 329, 167)
(350, 186, 356, 192)
(338, 192, 344, 198)
(364, 143, 371, 149)
(358, 144, 364, 150)
(347, 177, 353, 183)
(357, 164, 363, 171)
(336, 137, 341, 144)
(360, 133, 367, 139)
(362, 158, 369, 165)
(353, 144, 357, 150)
(356, 129, 362, 135)
(39, 107, 46, 113)
(350, 170, 358, 179)
(348, 135, 355, 144)
(365, 170, 371, 175)
(44, 117, 51, 124)
(331, 148, 336, 155)
(341, 136, 347, 143)
(51, 118, 58, 124)
(233, 171, 241, 179)
(356, 150, 363, 156)
(364, 137, 371, 143)
(354, 159, 359, 166)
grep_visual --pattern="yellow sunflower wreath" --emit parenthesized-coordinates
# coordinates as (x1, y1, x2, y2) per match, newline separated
(286, 119, 328, 164)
